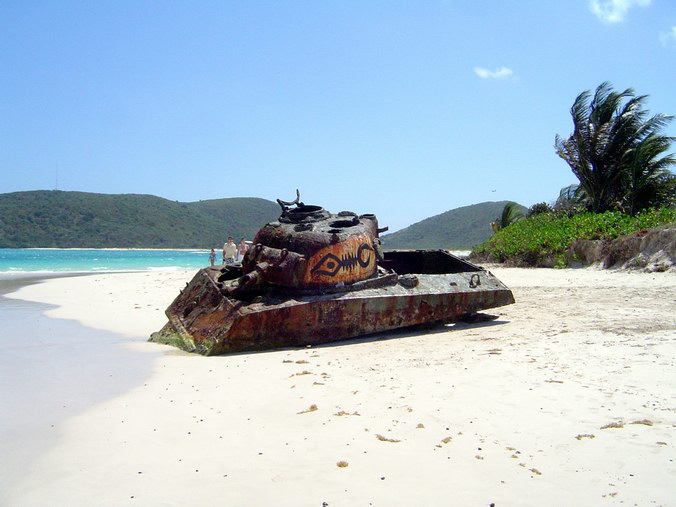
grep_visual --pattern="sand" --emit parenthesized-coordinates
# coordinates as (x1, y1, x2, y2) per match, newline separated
(0, 267, 674, 506)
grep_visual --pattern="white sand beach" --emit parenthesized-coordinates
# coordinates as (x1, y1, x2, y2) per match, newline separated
(1, 267, 675, 506)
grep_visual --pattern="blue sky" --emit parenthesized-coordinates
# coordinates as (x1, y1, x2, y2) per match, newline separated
(2, 0, 675, 232)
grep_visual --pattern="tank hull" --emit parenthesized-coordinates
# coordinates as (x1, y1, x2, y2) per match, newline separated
(150, 250, 515, 355)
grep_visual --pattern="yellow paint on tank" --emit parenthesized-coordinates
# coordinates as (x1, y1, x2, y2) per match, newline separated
(304, 234, 376, 285)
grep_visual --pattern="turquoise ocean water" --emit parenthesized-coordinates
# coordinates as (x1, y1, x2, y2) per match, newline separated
(0, 248, 210, 277)
(0, 248, 472, 278)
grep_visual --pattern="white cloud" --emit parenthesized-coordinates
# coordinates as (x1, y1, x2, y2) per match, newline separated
(589, 0, 651, 24)
(473, 66, 514, 79)
(660, 26, 676, 47)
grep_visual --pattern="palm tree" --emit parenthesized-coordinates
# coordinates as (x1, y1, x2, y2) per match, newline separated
(491, 202, 523, 233)
(623, 134, 676, 214)
(554, 184, 583, 214)
(555, 82, 675, 214)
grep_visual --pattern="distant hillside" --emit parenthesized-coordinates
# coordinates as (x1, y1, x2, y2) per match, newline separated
(381, 201, 527, 250)
(0, 191, 280, 248)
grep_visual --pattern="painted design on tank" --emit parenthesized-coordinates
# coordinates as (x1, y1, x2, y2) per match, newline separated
(311, 243, 374, 277)
(305, 235, 376, 284)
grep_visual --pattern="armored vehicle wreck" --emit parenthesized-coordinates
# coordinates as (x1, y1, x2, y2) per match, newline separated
(150, 192, 515, 355)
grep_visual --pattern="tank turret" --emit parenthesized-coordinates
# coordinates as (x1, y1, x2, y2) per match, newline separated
(232, 190, 387, 292)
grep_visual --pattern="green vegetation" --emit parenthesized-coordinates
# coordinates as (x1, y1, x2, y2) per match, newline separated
(555, 82, 675, 215)
(382, 201, 526, 250)
(474, 83, 676, 267)
(472, 208, 676, 267)
(0, 190, 280, 248)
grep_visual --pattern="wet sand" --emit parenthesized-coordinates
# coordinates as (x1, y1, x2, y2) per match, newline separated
(1, 268, 674, 506)
(0, 276, 162, 502)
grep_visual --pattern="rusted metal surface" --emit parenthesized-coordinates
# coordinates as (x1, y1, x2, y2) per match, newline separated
(150, 192, 515, 355)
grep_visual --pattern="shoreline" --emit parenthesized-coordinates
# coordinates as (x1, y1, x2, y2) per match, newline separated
(1, 268, 675, 506)
(0, 280, 165, 507)
(0, 267, 193, 282)
(1, 247, 211, 251)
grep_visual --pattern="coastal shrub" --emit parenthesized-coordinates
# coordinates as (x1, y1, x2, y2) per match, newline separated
(471, 207, 676, 266)
(527, 202, 553, 217)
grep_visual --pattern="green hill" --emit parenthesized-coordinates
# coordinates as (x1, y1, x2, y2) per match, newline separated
(0, 190, 280, 248)
(381, 201, 527, 250)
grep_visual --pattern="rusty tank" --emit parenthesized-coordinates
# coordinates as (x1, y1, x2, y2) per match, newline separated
(150, 192, 515, 355)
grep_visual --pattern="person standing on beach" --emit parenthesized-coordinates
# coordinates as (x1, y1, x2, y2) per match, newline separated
(209, 248, 216, 267)
(236, 238, 249, 263)
(222, 236, 237, 265)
